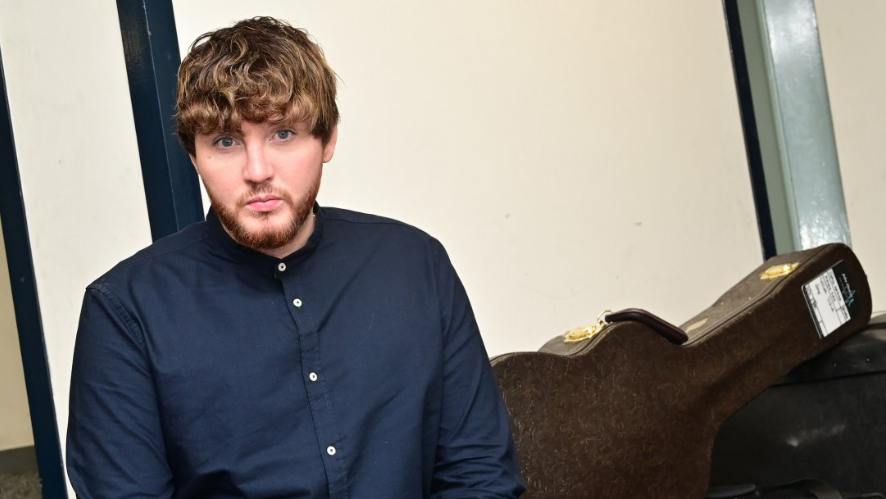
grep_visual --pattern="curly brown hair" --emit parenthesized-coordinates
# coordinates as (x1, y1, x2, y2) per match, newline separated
(175, 17, 339, 156)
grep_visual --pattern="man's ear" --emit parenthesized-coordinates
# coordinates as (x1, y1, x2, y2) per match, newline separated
(322, 125, 339, 163)
(189, 154, 199, 171)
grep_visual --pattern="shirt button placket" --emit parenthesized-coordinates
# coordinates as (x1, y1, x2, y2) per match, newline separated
(286, 285, 339, 486)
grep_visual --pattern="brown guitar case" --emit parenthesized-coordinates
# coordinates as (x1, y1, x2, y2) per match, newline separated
(492, 243, 872, 499)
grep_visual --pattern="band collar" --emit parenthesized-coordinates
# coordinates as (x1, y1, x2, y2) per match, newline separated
(205, 203, 324, 270)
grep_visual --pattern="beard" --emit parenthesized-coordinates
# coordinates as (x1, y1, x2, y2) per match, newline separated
(209, 173, 321, 252)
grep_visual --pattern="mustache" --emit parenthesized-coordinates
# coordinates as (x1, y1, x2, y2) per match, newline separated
(237, 184, 292, 206)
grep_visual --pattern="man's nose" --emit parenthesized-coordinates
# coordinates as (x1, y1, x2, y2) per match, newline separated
(244, 144, 273, 183)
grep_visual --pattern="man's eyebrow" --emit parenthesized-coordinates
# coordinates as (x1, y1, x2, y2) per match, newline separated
(268, 119, 304, 129)
(212, 125, 240, 135)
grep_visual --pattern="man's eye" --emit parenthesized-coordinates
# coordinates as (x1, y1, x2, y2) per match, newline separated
(215, 137, 236, 148)
(275, 130, 294, 140)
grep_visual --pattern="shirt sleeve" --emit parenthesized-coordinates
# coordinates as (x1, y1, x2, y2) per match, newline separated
(66, 285, 174, 499)
(429, 243, 526, 499)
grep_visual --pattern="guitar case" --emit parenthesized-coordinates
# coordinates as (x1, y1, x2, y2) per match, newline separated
(491, 243, 871, 499)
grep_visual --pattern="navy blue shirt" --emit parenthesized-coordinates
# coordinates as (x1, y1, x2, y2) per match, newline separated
(67, 206, 524, 498)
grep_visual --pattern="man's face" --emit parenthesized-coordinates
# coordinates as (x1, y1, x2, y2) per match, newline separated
(191, 120, 338, 256)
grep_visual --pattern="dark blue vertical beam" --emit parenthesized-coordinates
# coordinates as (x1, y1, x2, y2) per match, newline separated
(0, 45, 67, 498)
(723, 0, 777, 260)
(117, 0, 203, 241)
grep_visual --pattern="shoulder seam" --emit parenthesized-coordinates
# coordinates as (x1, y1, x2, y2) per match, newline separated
(97, 232, 210, 284)
(322, 214, 408, 226)
(321, 211, 434, 240)
(89, 283, 147, 350)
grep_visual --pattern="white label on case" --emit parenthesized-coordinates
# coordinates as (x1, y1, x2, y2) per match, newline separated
(803, 267, 850, 338)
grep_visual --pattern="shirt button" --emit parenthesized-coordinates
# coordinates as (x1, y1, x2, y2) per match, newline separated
(277, 262, 287, 272)
(293, 298, 302, 308)
(309, 372, 318, 382)
(326, 445, 336, 456)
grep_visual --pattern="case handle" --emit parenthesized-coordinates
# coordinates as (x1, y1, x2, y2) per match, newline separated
(563, 308, 688, 345)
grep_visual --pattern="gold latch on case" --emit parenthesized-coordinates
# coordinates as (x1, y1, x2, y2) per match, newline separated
(760, 262, 800, 280)
(563, 310, 612, 343)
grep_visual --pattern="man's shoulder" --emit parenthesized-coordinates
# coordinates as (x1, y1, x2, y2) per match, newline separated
(89, 220, 210, 288)
(320, 206, 440, 245)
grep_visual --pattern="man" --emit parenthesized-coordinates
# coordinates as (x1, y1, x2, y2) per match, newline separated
(66, 16, 524, 498)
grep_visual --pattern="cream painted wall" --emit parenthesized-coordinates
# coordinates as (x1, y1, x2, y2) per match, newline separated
(173, 0, 762, 356)
(0, 217, 34, 451)
(0, 0, 766, 492)
(816, 0, 886, 314)
(0, 0, 152, 493)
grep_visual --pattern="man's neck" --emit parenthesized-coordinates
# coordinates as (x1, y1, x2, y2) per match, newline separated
(267, 213, 315, 259)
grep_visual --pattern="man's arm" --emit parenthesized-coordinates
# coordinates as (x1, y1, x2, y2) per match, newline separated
(430, 243, 526, 499)
(67, 285, 174, 498)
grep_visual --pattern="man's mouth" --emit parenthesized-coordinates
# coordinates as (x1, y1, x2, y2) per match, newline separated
(246, 195, 283, 212)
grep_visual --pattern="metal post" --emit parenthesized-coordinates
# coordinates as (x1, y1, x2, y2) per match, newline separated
(117, 0, 203, 240)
